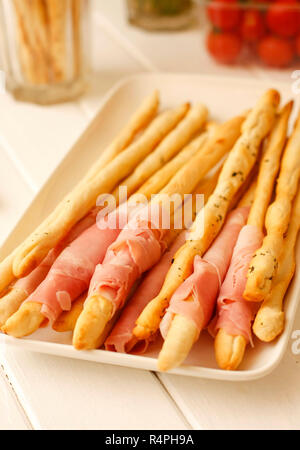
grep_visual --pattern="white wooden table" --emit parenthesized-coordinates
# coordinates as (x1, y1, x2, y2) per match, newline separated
(0, 0, 299, 430)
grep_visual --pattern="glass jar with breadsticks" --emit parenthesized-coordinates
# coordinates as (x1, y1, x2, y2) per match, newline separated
(0, 0, 90, 104)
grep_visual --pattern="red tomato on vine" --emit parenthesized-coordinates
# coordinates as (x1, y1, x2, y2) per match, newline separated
(207, 0, 242, 31)
(258, 35, 294, 67)
(207, 30, 242, 64)
(240, 10, 265, 42)
(266, 0, 300, 38)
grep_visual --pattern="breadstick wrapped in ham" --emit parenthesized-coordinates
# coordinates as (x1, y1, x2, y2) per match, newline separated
(73, 204, 169, 350)
(157, 179, 257, 371)
(158, 207, 249, 371)
(213, 224, 264, 369)
(213, 102, 292, 370)
(134, 89, 280, 346)
(0, 250, 57, 327)
(105, 231, 186, 354)
(104, 169, 220, 353)
(2, 207, 130, 337)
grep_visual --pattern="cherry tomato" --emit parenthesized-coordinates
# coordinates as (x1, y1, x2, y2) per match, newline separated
(206, 30, 242, 64)
(240, 10, 265, 42)
(207, 0, 242, 31)
(266, 0, 300, 38)
(258, 35, 294, 67)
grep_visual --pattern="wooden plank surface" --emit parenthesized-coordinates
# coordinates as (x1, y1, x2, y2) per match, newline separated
(2, 349, 189, 430)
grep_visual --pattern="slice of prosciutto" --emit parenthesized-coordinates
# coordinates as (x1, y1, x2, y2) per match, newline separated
(213, 224, 264, 344)
(160, 207, 249, 341)
(26, 205, 132, 322)
(89, 204, 168, 318)
(105, 232, 187, 354)
(12, 207, 100, 299)
(14, 250, 58, 297)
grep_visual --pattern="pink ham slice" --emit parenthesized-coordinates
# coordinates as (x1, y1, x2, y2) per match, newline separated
(160, 207, 249, 340)
(104, 232, 187, 354)
(213, 224, 264, 344)
(12, 206, 101, 301)
(26, 205, 131, 322)
(89, 205, 168, 317)
(14, 249, 58, 297)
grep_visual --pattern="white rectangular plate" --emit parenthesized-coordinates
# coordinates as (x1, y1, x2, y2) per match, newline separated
(1, 73, 299, 381)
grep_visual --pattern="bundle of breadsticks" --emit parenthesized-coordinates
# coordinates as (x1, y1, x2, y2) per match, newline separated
(12, 0, 84, 85)
(1, 88, 300, 372)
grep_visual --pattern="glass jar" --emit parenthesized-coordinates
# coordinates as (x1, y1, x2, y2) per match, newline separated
(202, 0, 300, 68)
(126, 0, 195, 31)
(0, 0, 90, 104)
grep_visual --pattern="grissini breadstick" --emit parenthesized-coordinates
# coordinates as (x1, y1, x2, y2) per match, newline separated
(213, 103, 292, 371)
(13, 0, 41, 84)
(82, 91, 160, 182)
(112, 104, 208, 202)
(53, 292, 86, 333)
(47, 0, 68, 82)
(32, 0, 49, 50)
(164, 166, 222, 248)
(215, 330, 247, 371)
(31, 0, 50, 81)
(72, 117, 244, 350)
(0, 91, 159, 294)
(13, 101, 188, 279)
(14, 0, 49, 84)
(247, 102, 294, 231)
(158, 115, 244, 198)
(133, 89, 280, 343)
(54, 169, 221, 335)
(0, 250, 18, 299)
(0, 288, 28, 328)
(253, 186, 300, 342)
(71, 0, 82, 78)
(135, 124, 217, 200)
(244, 105, 300, 303)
